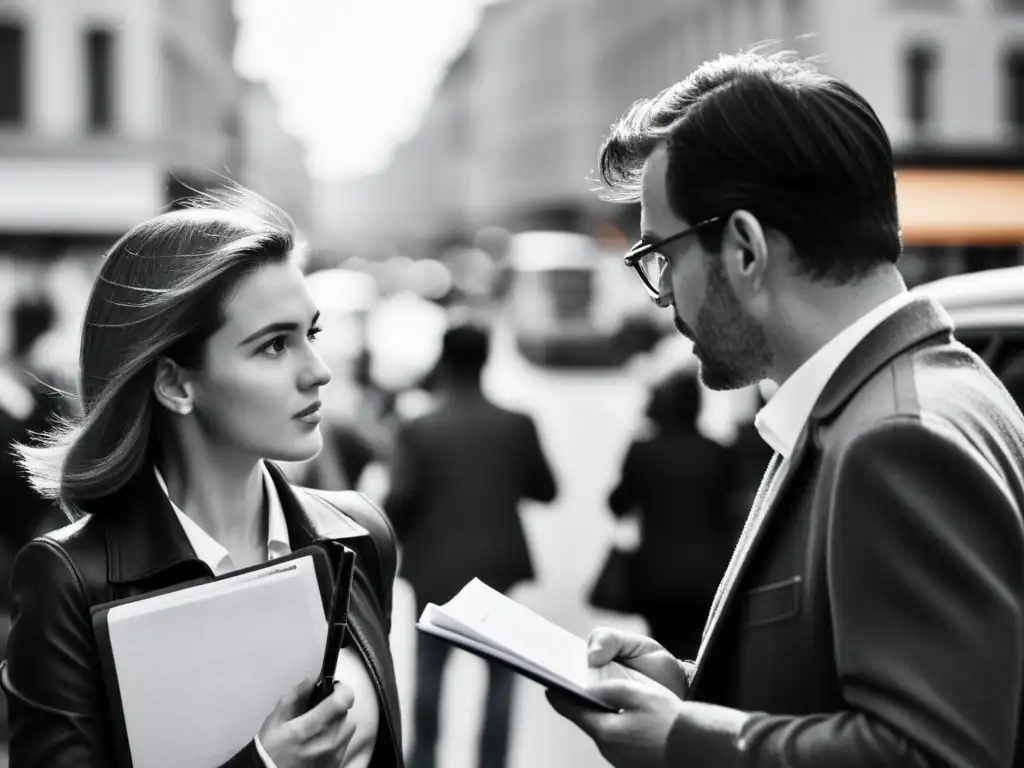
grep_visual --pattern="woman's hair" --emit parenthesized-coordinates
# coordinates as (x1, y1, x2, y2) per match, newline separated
(15, 185, 305, 520)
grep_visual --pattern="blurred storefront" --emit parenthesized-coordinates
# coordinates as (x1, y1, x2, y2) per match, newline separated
(894, 151, 1024, 285)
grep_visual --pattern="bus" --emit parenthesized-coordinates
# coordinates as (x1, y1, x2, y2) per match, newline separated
(502, 230, 669, 366)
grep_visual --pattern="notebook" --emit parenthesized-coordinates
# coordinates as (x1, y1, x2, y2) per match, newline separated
(416, 578, 664, 712)
(92, 546, 335, 768)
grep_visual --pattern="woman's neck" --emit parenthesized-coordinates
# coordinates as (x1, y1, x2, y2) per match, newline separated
(156, 433, 267, 558)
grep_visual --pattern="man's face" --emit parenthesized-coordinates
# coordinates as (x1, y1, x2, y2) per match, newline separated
(638, 145, 773, 391)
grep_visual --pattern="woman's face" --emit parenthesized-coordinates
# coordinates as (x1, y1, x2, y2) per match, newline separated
(188, 261, 332, 462)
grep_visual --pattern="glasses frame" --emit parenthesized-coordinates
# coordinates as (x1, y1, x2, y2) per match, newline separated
(623, 216, 722, 301)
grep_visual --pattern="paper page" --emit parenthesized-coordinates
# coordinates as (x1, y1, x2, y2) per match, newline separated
(420, 579, 637, 691)
(106, 556, 327, 768)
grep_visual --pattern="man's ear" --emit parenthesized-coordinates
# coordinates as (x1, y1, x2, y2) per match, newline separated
(153, 357, 195, 416)
(719, 210, 771, 309)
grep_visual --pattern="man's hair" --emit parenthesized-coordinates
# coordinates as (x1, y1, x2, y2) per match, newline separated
(598, 50, 902, 283)
(439, 323, 491, 378)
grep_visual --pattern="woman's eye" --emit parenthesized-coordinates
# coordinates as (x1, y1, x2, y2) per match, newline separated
(258, 336, 288, 356)
(307, 325, 323, 342)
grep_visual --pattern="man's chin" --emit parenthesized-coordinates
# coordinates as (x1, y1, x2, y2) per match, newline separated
(697, 359, 756, 392)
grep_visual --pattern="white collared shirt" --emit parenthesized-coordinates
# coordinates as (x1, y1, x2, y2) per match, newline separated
(153, 462, 380, 768)
(754, 291, 917, 457)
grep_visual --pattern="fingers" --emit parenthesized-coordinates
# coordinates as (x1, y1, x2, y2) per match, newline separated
(586, 627, 664, 668)
(274, 674, 318, 719)
(545, 689, 607, 737)
(586, 679, 648, 709)
(303, 702, 357, 763)
(298, 681, 355, 735)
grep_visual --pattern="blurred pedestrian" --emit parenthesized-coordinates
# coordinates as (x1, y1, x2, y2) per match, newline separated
(384, 322, 558, 768)
(546, 49, 1024, 768)
(605, 368, 733, 660)
(0, 294, 66, 582)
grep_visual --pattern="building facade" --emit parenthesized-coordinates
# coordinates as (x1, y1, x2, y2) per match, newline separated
(0, 0, 246, 264)
(317, 0, 1024, 277)
(238, 79, 313, 235)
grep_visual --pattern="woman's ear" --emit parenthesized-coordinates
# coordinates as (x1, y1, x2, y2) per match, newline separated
(153, 357, 195, 416)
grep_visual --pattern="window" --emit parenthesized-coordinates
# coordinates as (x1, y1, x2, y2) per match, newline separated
(0, 22, 25, 125)
(85, 28, 114, 132)
(1006, 49, 1024, 142)
(904, 43, 939, 137)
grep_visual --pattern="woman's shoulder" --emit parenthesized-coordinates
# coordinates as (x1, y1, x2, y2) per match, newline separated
(10, 513, 111, 612)
(291, 487, 396, 578)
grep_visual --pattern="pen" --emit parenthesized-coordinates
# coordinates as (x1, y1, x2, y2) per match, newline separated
(308, 543, 357, 709)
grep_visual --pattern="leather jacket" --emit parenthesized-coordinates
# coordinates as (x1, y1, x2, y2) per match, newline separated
(0, 462, 404, 768)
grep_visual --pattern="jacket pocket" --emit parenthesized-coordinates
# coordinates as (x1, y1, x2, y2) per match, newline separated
(741, 575, 802, 628)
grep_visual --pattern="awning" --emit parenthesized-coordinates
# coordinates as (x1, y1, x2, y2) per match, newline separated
(896, 168, 1024, 246)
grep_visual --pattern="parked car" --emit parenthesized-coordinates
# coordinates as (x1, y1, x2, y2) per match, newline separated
(913, 265, 1024, 388)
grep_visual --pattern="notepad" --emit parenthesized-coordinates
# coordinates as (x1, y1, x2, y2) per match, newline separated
(95, 551, 331, 768)
(416, 579, 663, 712)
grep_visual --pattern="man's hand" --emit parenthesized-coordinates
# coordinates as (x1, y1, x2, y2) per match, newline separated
(543, 627, 692, 767)
(586, 627, 690, 698)
(546, 679, 685, 768)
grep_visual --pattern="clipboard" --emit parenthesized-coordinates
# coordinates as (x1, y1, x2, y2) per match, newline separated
(91, 544, 336, 768)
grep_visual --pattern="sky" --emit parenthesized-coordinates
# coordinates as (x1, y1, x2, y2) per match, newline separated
(233, 0, 500, 182)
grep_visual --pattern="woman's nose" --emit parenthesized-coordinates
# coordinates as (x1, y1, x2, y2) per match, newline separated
(303, 347, 333, 389)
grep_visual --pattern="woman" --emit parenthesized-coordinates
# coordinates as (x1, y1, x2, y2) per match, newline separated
(0, 188, 403, 767)
(606, 369, 734, 661)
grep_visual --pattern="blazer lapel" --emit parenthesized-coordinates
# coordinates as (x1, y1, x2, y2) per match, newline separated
(687, 297, 954, 697)
(689, 426, 811, 694)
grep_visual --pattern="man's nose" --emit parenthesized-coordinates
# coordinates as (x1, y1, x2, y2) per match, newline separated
(655, 271, 673, 308)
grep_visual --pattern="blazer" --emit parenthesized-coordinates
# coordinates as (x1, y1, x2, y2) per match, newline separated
(0, 461, 404, 768)
(670, 297, 1024, 768)
(384, 393, 557, 609)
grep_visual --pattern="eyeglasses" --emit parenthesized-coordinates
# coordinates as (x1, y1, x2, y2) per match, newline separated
(623, 216, 722, 302)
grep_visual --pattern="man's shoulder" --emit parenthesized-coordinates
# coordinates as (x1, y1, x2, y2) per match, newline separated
(824, 338, 1024, 457)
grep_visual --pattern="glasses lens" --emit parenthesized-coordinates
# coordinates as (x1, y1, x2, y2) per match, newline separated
(638, 252, 667, 294)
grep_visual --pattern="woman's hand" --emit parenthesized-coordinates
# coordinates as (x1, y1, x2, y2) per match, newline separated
(257, 677, 357, 767)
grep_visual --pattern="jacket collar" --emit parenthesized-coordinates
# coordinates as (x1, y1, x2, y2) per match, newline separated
(811, 295, 954, 422)
(102, 460, 366, 585)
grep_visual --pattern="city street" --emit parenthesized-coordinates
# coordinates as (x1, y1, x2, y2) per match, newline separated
(386, 321, 655, 768)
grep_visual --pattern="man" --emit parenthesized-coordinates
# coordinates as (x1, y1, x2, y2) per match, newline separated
(383, 323, 558, 768)
(547, 50, 1024, 768)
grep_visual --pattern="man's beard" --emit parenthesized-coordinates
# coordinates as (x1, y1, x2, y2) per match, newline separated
(675, 259, 772, 391)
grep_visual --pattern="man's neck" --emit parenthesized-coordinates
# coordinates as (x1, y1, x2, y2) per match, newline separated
(157, 434, 266, 555)
(437, 377, 485, 400)
(768, 267, 908, 384)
